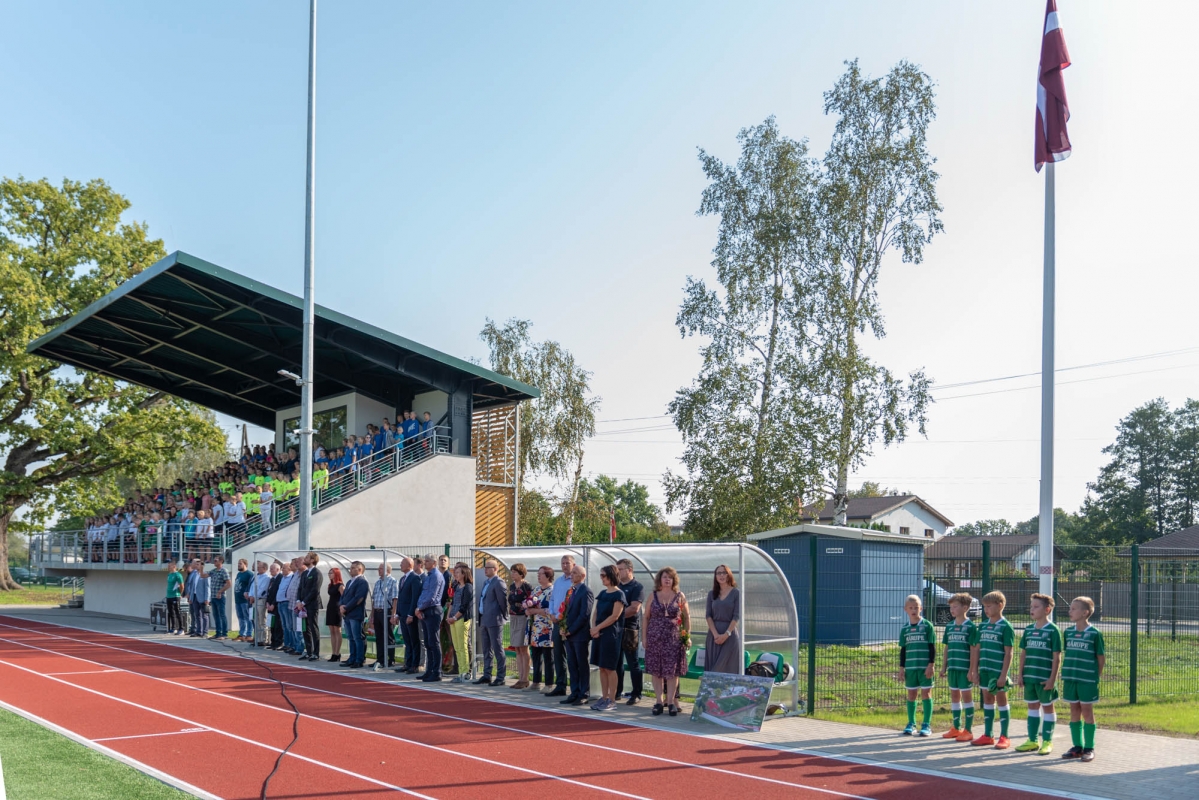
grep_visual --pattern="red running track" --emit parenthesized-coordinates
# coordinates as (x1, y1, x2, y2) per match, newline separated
(0, 615, 1055, 800)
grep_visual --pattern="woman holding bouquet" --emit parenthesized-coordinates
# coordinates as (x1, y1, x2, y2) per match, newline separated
(644, 566, 689, 717)
(507, 563, 534, 689)
(524, 566, 556, 691)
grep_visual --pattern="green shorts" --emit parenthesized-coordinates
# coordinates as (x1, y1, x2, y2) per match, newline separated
(947, 668, 973, 691)
(1022, 679, 1059, 704)
(904, 668, 934, 690)
(979, 670, 1010, 693)
(1063, 679, 1099, 704)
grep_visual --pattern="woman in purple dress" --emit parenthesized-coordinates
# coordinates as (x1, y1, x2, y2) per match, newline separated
(643, 566, 690, 717)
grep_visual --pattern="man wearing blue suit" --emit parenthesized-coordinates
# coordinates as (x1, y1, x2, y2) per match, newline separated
(395, 556, 423, 673)
(414, 554, 445, 682)
(562, 564, 594, 706)
(473, 559, 509, 686)
(338, 561, 370, 668)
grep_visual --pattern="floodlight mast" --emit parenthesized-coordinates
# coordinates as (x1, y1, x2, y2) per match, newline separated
(298, 0, 317, 553)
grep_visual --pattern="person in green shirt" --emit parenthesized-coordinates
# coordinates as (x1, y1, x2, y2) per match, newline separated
(939, 593, 980, 741)
(1015, 593, 1063, 755)
(973, 590, 1015, 749)
(897, 594, 936, 736)
(165, 561, 185, 635)
(1061, 596, 1105, 762)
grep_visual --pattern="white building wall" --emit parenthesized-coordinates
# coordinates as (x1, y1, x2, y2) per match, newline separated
(83, 570, 172, 620)
(274, 391, 398, 451)
(233, 453, 476, 565)
(875, 502, 950, 540)
(410, 390, 447, 423)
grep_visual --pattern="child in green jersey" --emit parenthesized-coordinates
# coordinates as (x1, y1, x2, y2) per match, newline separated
(1062, 596, 1105, 763)
(1015, 593, 1062, 755)
(939, 592, 979, 742)
(897, 594, 936, 736)
(972, 590, 1015, 749)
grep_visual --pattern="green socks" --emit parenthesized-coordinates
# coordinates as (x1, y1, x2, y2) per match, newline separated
(964, 702, 975, 731)
(1042, 712, 1055, 742)
(1027, 708, 1041, 741)
(984, 704, 995, 736)
(906, 700, 916, 725)
(951, 703, 962, 729)
(1084, 723, 1096, 749)
(1070, 720, 1083, 747)
(922, 698, 932, 726)
(998, 705, 1011, 737)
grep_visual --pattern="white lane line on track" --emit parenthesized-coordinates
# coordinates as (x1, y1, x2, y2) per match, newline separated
(0, 630, 650, 800)
(0, 658, 434, 799)
(45, 669, 120, 675)
(0, 699, 220, 800)
(0, 619, 885, 800)
(94, 728, 208, 743)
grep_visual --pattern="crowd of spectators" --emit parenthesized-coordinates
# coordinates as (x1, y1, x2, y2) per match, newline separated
(169, 556, 743, 718)
(79, 410, 444, 565)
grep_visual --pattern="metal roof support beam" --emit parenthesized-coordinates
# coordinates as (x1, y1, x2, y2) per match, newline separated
(449, 385, 472, 456)
(51, 334, 278, 414)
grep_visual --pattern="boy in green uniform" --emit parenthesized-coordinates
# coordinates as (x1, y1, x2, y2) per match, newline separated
(1015, 593, 1062, 755)
(1061, 596, 1105, 762)
(897, 594, 936, 736)
(939, 592, 979, 742)
(972, 590, 1015, 749)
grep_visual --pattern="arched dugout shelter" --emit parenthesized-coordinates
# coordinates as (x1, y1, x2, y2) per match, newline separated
(471, 543, 800, 715)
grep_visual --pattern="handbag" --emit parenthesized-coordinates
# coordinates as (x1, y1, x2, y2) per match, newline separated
(622, 626, 639, 654)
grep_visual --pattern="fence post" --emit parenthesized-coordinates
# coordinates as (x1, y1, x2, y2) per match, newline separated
(1170, 562, 1178, 642)
(806, 534, 818, 716)
(444, 543, 451, 557)
(1129, 544, 1139, 705)
(981, 539, 991, 597)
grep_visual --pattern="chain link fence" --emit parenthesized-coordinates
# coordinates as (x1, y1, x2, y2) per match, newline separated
(793, 540, 1199, 713)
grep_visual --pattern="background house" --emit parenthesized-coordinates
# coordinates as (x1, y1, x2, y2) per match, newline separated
(802, 495, 954, 540)
(924, 534, 1064, 578)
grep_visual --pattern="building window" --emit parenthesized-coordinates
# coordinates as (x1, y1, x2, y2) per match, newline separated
(1021, 562, 1032, 575)
(900, 526, 911, 536)
(284, 406, 348, 453)
(924, 528, 935, 538)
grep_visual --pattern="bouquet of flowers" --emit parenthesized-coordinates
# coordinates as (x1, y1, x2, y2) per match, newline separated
(557, 587, 574, 637)
(678, 605, 692, 654)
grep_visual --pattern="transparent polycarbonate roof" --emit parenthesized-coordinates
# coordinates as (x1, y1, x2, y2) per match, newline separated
(472, 543, 797, 650)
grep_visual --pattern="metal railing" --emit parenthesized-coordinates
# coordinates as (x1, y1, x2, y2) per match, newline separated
(31, 426, 453, 568)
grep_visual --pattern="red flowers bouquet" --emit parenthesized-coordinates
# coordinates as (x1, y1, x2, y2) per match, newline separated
(678, 605, 692, 653)
(557, 587, 574, 637)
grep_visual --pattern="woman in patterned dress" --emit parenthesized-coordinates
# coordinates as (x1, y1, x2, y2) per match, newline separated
(643, 566, 690, 717)
(524, 566, 556, 691)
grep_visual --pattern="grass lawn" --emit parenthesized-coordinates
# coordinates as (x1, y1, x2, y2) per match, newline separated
(0, 586, 63, 606)
(0, 707, 188, 799)
(818, 697, 1199, 739)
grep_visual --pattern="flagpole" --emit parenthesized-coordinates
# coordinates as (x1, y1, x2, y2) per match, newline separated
(1038, 162, 1055, 596)
(298, 0, 317, 553)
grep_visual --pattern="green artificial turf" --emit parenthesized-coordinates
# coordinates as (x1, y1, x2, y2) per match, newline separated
(0, 707, 189, 799)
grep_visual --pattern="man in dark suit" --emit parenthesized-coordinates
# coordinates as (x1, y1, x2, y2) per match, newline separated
(562, 565, 594, 706)
(339, 561, 369, 667)
(395, 556, 423, 673)
(473, 559, 509, 686)
(296, 552, 324, 661)
(266, 561, 284, 649)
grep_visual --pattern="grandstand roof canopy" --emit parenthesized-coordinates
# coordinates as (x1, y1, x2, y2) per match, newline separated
(27, 251, 538, 429)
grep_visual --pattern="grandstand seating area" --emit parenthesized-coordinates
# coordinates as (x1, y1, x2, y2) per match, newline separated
(79, 415, 450, 566)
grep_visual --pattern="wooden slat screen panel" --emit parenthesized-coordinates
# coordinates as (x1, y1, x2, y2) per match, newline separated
(475, 485, 514, 548)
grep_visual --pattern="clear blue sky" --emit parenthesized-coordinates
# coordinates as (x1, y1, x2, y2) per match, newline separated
(5, 2, 1198, 525)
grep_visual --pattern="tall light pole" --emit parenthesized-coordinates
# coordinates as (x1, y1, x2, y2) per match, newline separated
(298, 0, 317, 552)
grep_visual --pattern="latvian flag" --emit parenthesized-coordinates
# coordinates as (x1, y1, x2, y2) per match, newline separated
(1035, 0, 1072, 171)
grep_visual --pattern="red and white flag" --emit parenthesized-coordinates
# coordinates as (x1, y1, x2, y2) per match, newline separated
(610, 508, 616, 544)
(1035, 0, 1072, 171)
